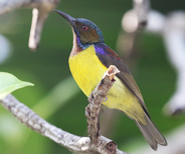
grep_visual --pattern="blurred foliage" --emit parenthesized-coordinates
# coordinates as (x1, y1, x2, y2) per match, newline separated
(0, 0, 185, 154)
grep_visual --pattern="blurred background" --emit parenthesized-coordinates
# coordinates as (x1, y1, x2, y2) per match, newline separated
(0, 0, 185, 153)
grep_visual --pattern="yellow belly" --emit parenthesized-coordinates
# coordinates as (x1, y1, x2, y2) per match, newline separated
(69, 45, 144, 122)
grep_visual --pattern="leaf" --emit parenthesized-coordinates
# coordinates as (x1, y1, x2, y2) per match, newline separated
(0, 72, 34, 100)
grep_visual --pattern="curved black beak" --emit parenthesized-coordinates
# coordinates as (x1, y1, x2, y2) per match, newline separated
(54, 10, 76, 27)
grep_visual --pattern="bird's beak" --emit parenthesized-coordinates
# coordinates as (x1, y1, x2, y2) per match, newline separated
(54, 10, 76, 27)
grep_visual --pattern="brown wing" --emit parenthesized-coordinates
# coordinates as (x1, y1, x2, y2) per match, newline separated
(94, 43, 149, 115)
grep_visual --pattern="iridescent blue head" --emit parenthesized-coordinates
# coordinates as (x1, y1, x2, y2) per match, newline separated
(54, 10, 104, 49)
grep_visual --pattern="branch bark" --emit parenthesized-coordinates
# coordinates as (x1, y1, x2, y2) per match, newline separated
(0, 0, 59, 50)
(86, 65, 120, 146)
(0, 65, 127, 154)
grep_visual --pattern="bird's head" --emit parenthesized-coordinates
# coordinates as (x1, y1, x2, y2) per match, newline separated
(54, 10, 104, 48)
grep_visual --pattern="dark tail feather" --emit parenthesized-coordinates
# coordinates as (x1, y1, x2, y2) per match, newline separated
(135, 113, 167, 151)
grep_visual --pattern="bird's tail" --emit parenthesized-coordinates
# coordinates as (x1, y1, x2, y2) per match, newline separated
(135, 113, 167, 151)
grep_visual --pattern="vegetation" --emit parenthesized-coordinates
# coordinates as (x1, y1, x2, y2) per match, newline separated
(0, 0, 185, 153)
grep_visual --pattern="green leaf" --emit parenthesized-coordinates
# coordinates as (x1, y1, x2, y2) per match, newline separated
(0, 72, 34, 100)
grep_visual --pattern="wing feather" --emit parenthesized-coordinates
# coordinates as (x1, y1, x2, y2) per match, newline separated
(94, 43, 149, 115)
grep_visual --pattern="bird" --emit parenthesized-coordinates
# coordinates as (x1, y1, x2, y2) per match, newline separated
(54, 10, 167, 150)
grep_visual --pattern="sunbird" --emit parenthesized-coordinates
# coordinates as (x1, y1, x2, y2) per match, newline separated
(54, 10, 167, 150)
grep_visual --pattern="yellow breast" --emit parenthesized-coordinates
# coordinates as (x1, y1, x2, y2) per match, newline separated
(69, 45, 107, 96)
(68, 45, 145, 123)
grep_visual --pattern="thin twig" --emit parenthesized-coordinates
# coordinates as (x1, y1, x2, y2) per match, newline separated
(117, 0, 150, 60)
(0, 0, 59, 50)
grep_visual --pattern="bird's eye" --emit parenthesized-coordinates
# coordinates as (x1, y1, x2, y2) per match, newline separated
(82, 26, 88, 31)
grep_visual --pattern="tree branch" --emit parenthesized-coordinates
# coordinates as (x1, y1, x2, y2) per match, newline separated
(133, 0, 150, 29)
(162, 12, 185, 116)
(143, 10, 185, 116)
(116, 0, 150, 63)
(86, 65, 120, 146)
(0, 0, 59, 50)
(118, 2, 185, 116)
(0, 65, 128, 154)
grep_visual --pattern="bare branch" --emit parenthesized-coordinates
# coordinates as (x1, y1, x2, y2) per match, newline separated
(28, 7, 48, 50)
(122, 0, 150, 33)
(0, 65, 128, 154)
(117, 0, 150, 63)
(162, 12, 185, 116)
(133, 0, 150, 29)
(118, 3, 185, 117)
(86, 65, 120, 146)
(0, 94, 86, 152)
(144, 10, 185, 116)
(0, 0, 59, 50)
